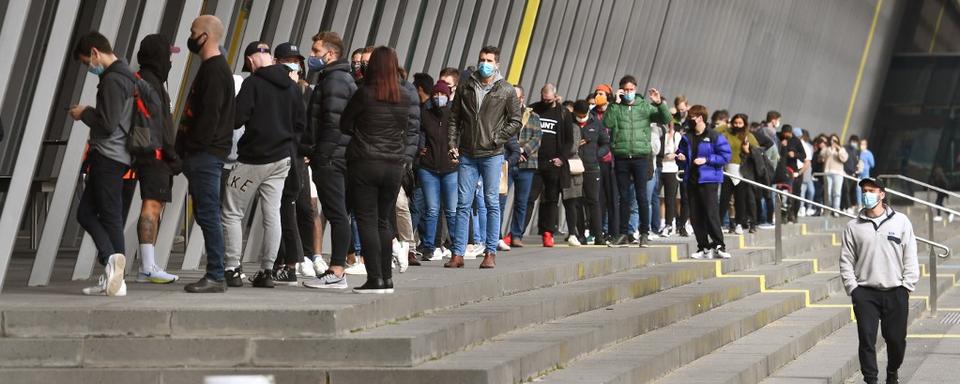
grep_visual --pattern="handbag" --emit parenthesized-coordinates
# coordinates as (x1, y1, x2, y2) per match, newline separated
(499, 161, 509, 194)
(568, 158, 585, 175)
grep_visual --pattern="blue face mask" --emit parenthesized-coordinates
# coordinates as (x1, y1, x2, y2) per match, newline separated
(862, 192, 881, 209)
(307, 56, 325, 72)
(283, 62, 301, 73)
(622, 91, 636, 103)
(434, 95, 449, 108)
(88, 65, 105, 76)
(478, 62, 496, 78)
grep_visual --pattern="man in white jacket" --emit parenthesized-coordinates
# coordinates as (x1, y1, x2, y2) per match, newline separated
(840, 177, 919, 384)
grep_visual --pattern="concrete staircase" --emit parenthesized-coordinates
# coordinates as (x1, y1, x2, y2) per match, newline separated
(1, 209, 957, 384)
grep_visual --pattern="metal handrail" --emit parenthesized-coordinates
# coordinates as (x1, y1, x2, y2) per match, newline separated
(878, 173, 960, 202)
(820, 172, 960, 218)
(725, 171, 951, 317)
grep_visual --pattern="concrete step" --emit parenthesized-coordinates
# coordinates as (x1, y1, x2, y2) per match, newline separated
(760, 267, 960, 384)
(0, 235, 839, 370)
(315, 254, 843, 384)
(530, 269, 842, 383)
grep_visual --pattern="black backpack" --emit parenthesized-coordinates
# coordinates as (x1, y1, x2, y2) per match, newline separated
(843, 147, 860, 176)
(125, 72, 166, 156)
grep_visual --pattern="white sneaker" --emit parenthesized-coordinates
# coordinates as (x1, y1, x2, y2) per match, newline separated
(758, 223, 775, 230)
(498, 239, 511, 251)
(345, 262, 367, 275)
(806, 208, 817, 217)
(798, 209, 806, 218)
(297, 261, 317, 278)
(137, 265, 179, 284)
(105, 253, 125, 296)
(312, 256, 329, 276)
(934, 215, 944, 222)
(714, 247, 732, 259)
(303, 271, 348, 290)
(83, 274, 127, 296)
(659, 226, 674, 238)
(465, 244, 484, 260)
(424, 248, 445, 261)
(441, 247, 453, 258)
(567, 236, 582, 247)
(691, 249, 709, 260)
(950, 213, 956, 223)
(734, 224, 744, 235)
(648, 233, 660, 240)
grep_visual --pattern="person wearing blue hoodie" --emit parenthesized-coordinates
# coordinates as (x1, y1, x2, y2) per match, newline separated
(677, 105, 732, 259)
(221, 41, 303, 289)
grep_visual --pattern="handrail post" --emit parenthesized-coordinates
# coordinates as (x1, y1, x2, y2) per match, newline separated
(929, 205, 938, 318)
(775, 194, 783, 265)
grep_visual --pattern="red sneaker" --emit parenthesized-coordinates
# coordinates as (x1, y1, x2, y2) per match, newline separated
(542, 232, 554, 248)
(503, 233, 512, 246)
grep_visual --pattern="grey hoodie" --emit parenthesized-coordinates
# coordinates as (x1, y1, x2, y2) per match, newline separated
(81, 58, 135, 166)
(839, 205, 919, 295)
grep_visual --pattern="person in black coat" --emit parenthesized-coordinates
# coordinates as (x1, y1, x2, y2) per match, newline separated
(339, 46, 420, 294)
(573, 100, 609, 245)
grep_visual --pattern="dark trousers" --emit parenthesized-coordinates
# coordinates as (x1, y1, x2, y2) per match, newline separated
(77, 151, 128, 266)
(720, 177, 758, 228)
(563, 197, 582, 239)
(311, 157, 351, 267)
(183, 151, 226, 281)
(348, 160, 402, 280)
(852, 286, 910, 382)
(278, 156, 314, 266)
(537, 166, 563, 235)
(842, 177, 856, 210)
(615, 157, 651, 235)
(582, 170, 602, 238)
(687, 182, 725, 250)
(523, 171, 542, 236)
(599, 162, 619, 236)
(936, 192, 948, 216)
(662, 172, 679, 228)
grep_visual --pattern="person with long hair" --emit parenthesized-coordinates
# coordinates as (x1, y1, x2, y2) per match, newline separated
(717, 113, 760, 233)
(339, 46, 420, 293)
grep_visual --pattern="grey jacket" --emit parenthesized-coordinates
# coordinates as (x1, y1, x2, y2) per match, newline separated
(839, 205, 920, 295)
(81, 59, 135, 166)
(447, 71, 523, 158)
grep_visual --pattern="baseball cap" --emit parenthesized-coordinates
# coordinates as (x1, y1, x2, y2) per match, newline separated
(858, 177, 886, 191)
(274, 42, 305, 61)
(242, 41, 270, 72)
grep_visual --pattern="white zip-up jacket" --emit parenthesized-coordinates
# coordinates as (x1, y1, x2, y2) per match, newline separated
(839, 205, 919, 295)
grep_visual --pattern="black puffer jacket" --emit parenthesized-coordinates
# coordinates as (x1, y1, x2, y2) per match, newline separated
(309, 59, 357, 161)
(579, 116, 609, 171)
(340, 80, 420, 164)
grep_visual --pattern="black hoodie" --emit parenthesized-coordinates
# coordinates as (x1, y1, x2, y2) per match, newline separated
(136, 34, 180, 171)
(234, 64, 304, 164)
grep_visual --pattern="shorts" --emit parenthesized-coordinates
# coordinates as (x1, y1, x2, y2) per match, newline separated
(135, 156, 173, 202)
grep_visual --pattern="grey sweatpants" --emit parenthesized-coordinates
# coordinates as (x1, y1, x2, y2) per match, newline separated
(222, 157, 291, 271)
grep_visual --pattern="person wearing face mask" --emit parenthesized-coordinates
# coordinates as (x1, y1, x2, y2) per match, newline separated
(445, 46, 523, 269)
(220, 41, 301, 289)
(573, 100, 607, 245)
(177, 15, 236, 293)
(604, 75, 672, 248)
(840, 177, 918, 384)
(529, 83, 574, 248)
(501, 85, 542, 249)
(302, 32, 359, 290)
(591, 84, 619, 242)
(129, 33, 182, 285)
(717, 113, 760, 234)
(842, 135, 863, 213)
(676, 105, 732, 260)
(820, 134, 849, 216)
(68, 32, 136, 297)
(417, 80, 458, 262)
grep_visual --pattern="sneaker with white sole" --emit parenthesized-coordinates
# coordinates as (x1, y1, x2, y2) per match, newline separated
(806, 208, 817, 217)
(690, 249, 710, 260)
(345, 262, 368, 275)
(934, 215, 944, 222)
(104, 253, 125, 296)
(136, 265, 179, 284)
(714, 246, 732, 259)
(659, 226, 674, 238)
(82, 275, 127, 296)
(303, 271, 348, 290)
(567, 236, 582, 247)
(497, 239, 511, 251)
(464, 244, 484, 260)
(395, 241, 410, 273)
(423, 248, 445, 261)
(312, 257, 329, 276)
(734, 224, 744, 235)
(297, 261, 317, 278)
(758, 223, 775, 230)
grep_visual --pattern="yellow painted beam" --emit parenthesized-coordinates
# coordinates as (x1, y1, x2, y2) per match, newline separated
(506, 0, 541, 85)
(929, 0, 947, 53)
(840, 0, 884, 143)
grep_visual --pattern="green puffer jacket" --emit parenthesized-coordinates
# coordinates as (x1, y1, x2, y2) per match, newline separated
(603, 97, 671, 158)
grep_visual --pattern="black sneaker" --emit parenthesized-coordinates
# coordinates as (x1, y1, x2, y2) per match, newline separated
(353, 278, 388, 294)
(384, 278, 395, 294)
(678, 227, 690, 237)
(225, 268, 243, 287)
(184, 277, 227, 293)
(638, 234, 650, 248)
(250, 270, 275, 288)
(886, 371, 898, 384)
(607, 234, 630, 248)
(274, 266, 298, 286)
(748, 225, 757, 234)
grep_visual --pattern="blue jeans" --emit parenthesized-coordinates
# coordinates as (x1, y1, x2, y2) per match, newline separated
(510, 168, 536, 238)
(472, 182, 487, 244)
(645, 167, 661, 233)
(418, 168, 458, 252)
(826, 173, 844, 210)
(454, 154, 503, 256)
(183, 151, 226, 281)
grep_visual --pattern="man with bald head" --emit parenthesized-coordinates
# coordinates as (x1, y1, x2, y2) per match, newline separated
(178, 15, 236, 293)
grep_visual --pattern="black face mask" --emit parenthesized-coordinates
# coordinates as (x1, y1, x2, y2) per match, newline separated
(187, 33, 207, 54)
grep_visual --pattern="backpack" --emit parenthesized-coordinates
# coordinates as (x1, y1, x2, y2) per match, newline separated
(843, 147, 860, 176)
(125, 72, 166, 156)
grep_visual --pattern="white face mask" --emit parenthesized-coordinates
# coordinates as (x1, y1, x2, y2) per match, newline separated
(576, 116, 589, 123)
